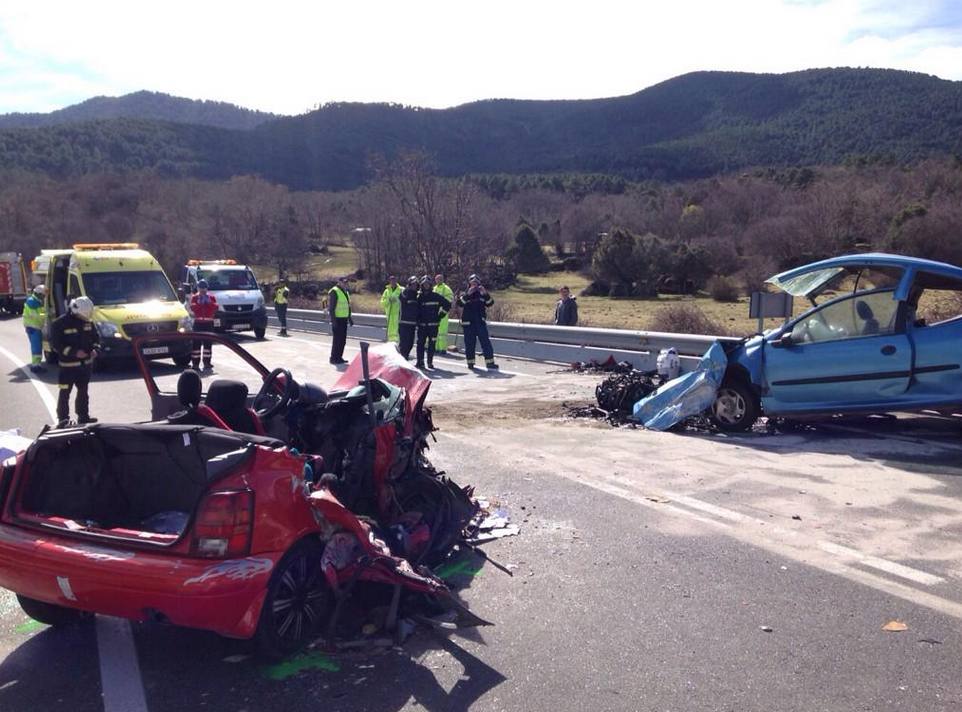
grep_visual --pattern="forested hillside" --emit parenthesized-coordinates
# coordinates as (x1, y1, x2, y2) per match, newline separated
(0, 69, 960, 189)
(0, 91, 275, 130)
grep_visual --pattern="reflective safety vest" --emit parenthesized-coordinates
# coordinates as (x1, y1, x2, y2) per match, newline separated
(329, 286, 351, 318)
(274, 286, 289, 305)
(22, 294, 45, 330)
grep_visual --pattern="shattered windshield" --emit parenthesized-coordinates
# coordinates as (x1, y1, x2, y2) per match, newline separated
(767, 267, 845, 298)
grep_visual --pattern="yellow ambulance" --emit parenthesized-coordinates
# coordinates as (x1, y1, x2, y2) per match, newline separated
(31, 243, 192, 366)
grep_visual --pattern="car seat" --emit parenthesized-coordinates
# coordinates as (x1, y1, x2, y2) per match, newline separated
(166, 370, 231, 429)
(204, 379, 265, 435)
(855, 301, 880, 335)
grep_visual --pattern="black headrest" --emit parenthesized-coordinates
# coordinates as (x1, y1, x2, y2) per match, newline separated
(856, 301, 875, 319)
(177, 370, 202, 408)
(205, 380, 249, 413)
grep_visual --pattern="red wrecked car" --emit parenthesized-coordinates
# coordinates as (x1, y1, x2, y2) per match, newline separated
(0, 336, 483, 658)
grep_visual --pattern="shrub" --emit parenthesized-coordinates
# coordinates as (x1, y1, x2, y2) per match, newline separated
(648, 303, 729, 336)
(707, 275, 740, 302)
(506, 222, 551, 273)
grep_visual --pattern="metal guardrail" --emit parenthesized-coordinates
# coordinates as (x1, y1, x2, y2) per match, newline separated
(270, 308, 741, 371)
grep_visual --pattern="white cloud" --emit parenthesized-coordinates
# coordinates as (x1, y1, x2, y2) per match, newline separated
(0, 0, 959, 114)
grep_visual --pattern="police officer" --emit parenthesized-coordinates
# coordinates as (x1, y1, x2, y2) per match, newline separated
(328, 276, 353, 364)
(458, 274, 498, 370)
(274, 279, 290, 337)
(416, 275, 451, 370)
(380, 275, 402, 343)
(397, 276, 420, 360)
(51, 296, 101, 427)
(189, 279, 218, 370)
(433, 274, 454, 353)
(22, 284, 47, 373)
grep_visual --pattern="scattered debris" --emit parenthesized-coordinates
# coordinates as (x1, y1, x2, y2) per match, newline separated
(556, 356, 635, 374)
(882, 620, 908, 632)
(917, 638, 943, 645)
(760, 625, 774, 633)
(263, 652, 341, 680)
(791, 515, 802, 521)
(222, 654, 250, 664)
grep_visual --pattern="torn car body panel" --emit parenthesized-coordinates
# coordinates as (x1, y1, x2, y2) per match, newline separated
(632, 342, 728, 430)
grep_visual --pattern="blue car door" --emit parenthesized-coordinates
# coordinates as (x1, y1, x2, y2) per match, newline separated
(763, 290, 912, 413)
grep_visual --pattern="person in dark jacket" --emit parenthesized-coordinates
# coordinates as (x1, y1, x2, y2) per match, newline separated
(328, 276, 353, 364)
(397, 276, 420, 360)
(51, 296, 101, 427)
(416, 275, 451, 369)
(554, 286, 579, 326)
(458, 274, 498, 370)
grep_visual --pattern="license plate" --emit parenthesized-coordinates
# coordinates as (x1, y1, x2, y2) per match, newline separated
(233, 323, 250, 331)
(143, 346, 169, 355)
(213, 319, 222, 327)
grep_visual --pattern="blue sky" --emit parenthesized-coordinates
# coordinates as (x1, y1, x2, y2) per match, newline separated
(1, 0, 960, 115)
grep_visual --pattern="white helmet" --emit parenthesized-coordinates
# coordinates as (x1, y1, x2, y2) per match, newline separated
(68, 296, 94, 320)
(32, 284, 46, 295)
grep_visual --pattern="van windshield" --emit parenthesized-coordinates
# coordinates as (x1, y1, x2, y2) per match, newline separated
(197, 268, 258, 291)
(83, 271, 177, 305)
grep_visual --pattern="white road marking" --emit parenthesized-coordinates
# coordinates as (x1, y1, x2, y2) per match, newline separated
(0, 342, 150, 712)
(0, 344, 58, 424)
(96, 616, 149, 712)
(817, 541, 945, 586)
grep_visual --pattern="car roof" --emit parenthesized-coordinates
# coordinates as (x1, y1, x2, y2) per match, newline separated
(768, 252, 962, 297)
(773, 253, 962, 281)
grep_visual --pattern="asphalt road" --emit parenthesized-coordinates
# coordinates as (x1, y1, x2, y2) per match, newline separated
(1, 315, 961, 712)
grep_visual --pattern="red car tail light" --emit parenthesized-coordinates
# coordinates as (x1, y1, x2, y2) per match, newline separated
(191, 490, 253, 558)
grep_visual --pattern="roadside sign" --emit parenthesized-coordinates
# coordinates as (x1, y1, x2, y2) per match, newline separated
(749, 291, 793, 334)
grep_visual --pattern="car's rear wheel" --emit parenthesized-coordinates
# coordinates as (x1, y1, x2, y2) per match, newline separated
(710, 379, 759, 432)
(255, 539, 332, 660)
(254, 326, 266, 340)
(17, 594, 86, 627)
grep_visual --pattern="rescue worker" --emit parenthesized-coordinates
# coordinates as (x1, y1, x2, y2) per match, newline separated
(554, 285, 579, 326)
(458, 274, 499, 370)
(397, 276, 420, 360)
(274, 279, 290, 337)
(416, 275, 451, 370)
(189, 279, 218, 370)
(328, 276, 353, 364)
(51, 296, 100, 427)
(433, 274, 454, 353)
(22, 284, 47, 373)
(380, 275, 402, 343)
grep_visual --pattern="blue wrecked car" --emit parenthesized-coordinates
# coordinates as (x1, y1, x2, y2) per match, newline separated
(710, 253, 962, 431)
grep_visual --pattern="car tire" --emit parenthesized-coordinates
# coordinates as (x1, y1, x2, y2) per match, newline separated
(254, 327, 266, 340)
(254, 539, 332, 660)
(710, 379, 759, 432)
(16, 594, 86, 627)
(172, 353, 191, 369)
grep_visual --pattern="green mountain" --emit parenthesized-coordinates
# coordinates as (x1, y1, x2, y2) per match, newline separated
(0, 90, 275, 130)
(1, 68, 960, 189)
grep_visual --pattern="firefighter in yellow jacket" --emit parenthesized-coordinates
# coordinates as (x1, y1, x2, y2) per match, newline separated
(433, 274, 454, 353)
(380, 275, 402, 343)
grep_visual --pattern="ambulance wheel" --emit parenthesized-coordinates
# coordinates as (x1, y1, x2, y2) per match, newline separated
(44, 350, 58, 365)
(17, 594, 86, 627)
(254, 326, 266, 340)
